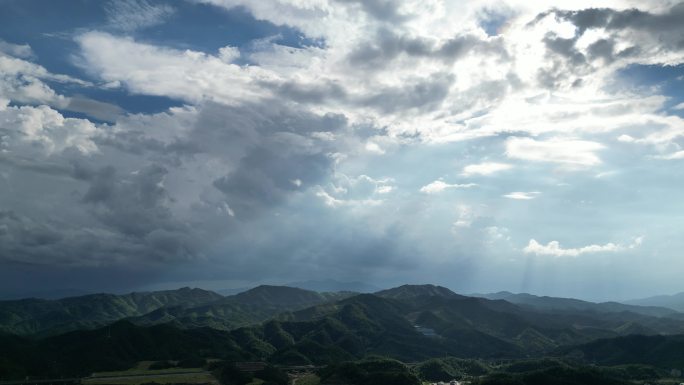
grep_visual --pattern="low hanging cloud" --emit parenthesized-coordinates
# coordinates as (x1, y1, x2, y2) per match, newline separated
(524, 237, 643, 257)
(420, 180, 477, 194)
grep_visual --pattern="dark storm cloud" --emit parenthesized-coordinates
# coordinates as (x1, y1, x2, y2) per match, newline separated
(80, 164, 188, 240)
(0, 208, 134, 266)
(203, 101, 347, 217)
(205, 203, 423, 284)
(348, 29, 507, 69)
(0, 97, 353, 276)
(213, 150, 331, 216)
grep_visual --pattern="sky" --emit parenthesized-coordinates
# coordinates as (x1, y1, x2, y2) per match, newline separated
(1, 0, 684, 301)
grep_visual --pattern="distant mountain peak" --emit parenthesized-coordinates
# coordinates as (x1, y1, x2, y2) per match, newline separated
(231, 285, 329, 306)
(375, 284, 461, 299)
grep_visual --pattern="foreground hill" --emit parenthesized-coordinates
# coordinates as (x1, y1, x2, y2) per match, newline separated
(0, 320, 247, 379)
(560, 334, 684, 368)
(0, 287, 223, 336)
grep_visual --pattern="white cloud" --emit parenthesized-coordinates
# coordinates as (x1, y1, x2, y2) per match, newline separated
(317, 174, 395, 208)
(656, 150, 684, 160)
(375, 185, 394, 194)
(0, 52, 91, 109)
(105, 0, 175, 31)
(0, 104, 101, 156)
(76, 32, 273, 105)
(365, 141, 385, 154)
(218, 46, 241, 63)
(420, 180, 477, 194)
(218, 202, 235, 217)
(503, 191, 540, 200)
(672, 102, 684, 110)
(315, 188, 382, 208)
(505, 137, 604, 166)
(0, 40, 34, 59)
(462, 162, 512, 176)
(524, 237, 643, 257)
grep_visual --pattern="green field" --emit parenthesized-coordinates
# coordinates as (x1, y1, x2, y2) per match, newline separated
(292, 374, 320, 385)
(83, 367, 216, 385)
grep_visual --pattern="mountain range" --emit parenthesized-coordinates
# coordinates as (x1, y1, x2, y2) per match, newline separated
(3, 284, 684, 381)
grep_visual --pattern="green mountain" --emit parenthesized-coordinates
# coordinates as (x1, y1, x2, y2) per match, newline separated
(130, 285, 355, 331)
(375, 284, 463, 300)
(0, 285, 356, 337)
(4, 285, 684, 381)
(232, 285, 350, 307)
(0, 287, 223, 336)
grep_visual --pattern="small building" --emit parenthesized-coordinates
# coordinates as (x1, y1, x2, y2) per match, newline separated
(234, 362, 267, 372)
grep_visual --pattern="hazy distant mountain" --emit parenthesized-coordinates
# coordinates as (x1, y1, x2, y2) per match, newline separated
(0, 287, 223, 336)
(477, 291, 679, 318)
(0, 288, 91, 301)
(286, 279, 381, 293)
(623, 292, 684, 312)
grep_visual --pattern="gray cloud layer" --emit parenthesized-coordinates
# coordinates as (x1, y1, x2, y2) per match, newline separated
(1, 1, 684, 299)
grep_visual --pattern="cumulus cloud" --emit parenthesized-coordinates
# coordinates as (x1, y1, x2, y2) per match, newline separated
(75, 32, 272, 105)
(0, 104, 101, 156)
(462, 162, 512, 176)
(524, 237, 643, 257)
